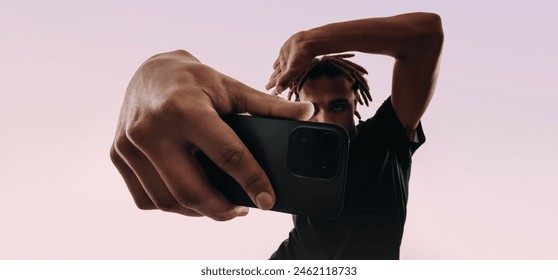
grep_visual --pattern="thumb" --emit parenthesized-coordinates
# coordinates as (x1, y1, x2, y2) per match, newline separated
(249, 93, 314, 121)
(232, 82, 314, 121)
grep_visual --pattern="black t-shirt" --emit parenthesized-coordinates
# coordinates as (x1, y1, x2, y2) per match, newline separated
(270, 97, 425, 259)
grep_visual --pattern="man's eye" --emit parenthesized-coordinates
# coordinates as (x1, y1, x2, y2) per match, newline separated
(331, 104, 346, 111)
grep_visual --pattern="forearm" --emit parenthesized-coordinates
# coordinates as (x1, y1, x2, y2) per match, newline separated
(302, 12, 443, 59)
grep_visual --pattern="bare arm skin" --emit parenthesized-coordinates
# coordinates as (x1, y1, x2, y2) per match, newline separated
(111, 50, 313, 221)
(266, 12, 444, 139)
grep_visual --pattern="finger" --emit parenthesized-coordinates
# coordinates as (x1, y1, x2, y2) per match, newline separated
(233, 84, 314, 120)
(272, 57, 280, 69)
(269, 67, 281, 82)
(185, 113, 276, 211)
(110, 144, 157, 210)
(275, 68, 302, 94)
(265, 69, 281, 91)
(146, 140, 249, 221)
(116, 134, 203, 217)
(268, 62, 294, 94)
(265, 77, 279, 92)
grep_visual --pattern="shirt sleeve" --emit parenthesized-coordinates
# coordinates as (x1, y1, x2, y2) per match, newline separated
(359, 97, 425, 155)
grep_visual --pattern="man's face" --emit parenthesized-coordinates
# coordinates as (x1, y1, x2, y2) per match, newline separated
(298, 75, 358, 139)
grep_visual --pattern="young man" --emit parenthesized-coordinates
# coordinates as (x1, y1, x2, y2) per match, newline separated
(269, 55, 429, 259)
(264, 12, 443, 259)
(110, 12, 443, 259)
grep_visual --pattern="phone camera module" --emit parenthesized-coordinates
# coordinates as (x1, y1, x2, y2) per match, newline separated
(287, 127, 342, 179)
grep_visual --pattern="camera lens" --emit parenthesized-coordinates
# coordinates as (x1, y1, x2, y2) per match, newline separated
(292, 128, 314, 145)
(288, 127, 342, 180)
(319, 131, 340, 151)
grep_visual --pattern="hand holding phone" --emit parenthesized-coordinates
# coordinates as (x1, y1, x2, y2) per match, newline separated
(198, 114, 350, 219)
(110, 50, 315, 221)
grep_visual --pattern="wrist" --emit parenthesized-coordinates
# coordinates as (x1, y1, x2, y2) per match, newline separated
(303, 26, 347, 56)
(290, 30, 320, 58)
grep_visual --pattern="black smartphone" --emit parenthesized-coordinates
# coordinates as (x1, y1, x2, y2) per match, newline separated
(196, 114, 350, 219)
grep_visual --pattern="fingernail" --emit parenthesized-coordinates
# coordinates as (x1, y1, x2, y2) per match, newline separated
(255, 192, 274, 210)
(300, 101, 315, 120)
(275, 85, 284, 94)
(236, 206, 249, 216)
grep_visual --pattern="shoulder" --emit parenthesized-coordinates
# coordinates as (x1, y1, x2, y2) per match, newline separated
(358, 97, 400, 134)
(357, 97, 425, 154)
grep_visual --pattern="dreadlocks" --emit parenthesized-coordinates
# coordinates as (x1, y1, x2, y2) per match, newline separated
(287, 54, 372, 119)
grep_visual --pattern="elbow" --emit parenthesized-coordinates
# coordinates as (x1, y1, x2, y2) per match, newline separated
(416, 13, 444, 51)
(399, 12, 444, 58)
(424, 13, 444, 45)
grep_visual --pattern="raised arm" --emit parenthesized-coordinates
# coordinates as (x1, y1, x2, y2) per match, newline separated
(266, 12, 444, 139)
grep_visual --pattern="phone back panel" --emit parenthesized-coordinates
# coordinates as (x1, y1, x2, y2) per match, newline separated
(197, 114, 349, 220)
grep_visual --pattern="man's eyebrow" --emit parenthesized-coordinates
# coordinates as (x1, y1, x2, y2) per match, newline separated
(329, 98, 350, 103)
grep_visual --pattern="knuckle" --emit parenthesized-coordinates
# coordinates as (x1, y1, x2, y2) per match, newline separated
(113, 134, 135, 157)
(168, 49, 200, 63)
(154, 200, 178, 213)
(218, 145, 246, 169)
(125, 99, 192, 148)
(174, 191, 201, 209)
(126, 118, 154, 147)
(109, 145, 121, 164)
(155, 97, 187, 119)
(242, 171, 265, 194)
(171, 49, 192, 57)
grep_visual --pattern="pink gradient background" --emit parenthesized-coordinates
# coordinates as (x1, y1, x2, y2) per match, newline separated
(1, 1, 557, 259)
